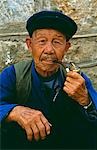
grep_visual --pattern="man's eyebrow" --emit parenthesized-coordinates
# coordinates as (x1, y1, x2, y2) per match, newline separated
(54, 34, 65, 38)
(33, 32, 46, 38)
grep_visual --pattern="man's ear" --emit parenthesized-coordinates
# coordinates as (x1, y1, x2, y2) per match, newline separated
(65, 41, 71, 52)
(26, 36, 32, 52)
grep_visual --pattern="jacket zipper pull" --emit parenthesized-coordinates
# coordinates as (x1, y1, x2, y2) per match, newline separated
(53, 87, 60, 102)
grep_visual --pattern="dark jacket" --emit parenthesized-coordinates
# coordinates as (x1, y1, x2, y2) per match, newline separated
(0, 60, 97, 149)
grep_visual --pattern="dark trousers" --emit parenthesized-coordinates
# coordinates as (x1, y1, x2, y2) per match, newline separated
(1, 120, 97, 149)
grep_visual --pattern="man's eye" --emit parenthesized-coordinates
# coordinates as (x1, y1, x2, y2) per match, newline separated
(38, 39, 46, 44)
(53, 40, 62, 45)
(54, 41, 60, 43)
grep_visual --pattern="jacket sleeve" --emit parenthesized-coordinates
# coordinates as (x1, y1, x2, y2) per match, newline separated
(82, 72, 97, 109)
(81, 72, 97, 121)
(0, 65, 17, 122)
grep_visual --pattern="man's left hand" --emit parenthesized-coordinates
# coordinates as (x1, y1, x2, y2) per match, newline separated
(63, 71, 90, 106)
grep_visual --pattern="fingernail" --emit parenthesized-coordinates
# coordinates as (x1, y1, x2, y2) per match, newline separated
(28, 136, 32, 142)
(48, 122, 52, 127)
(41, 136, 46, 140)
(47, 131, 50, 135)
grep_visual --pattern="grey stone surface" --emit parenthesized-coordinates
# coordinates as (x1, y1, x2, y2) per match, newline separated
(55, 0, 97, 34)
(0, 0, 97, 34)
(0, 0, 52, 25)
(0, 0, 53, 33)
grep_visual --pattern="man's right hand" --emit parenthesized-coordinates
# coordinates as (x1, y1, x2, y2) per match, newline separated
(6, 106, 52, 141)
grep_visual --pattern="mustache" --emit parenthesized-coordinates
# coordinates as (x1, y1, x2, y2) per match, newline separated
(34, 58, 63, 67)
(39, 55, 58, 61)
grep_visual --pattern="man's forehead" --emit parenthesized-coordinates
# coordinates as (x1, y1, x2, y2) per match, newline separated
(33, 29, 65, 38)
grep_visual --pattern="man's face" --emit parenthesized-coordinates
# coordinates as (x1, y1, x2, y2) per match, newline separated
(26, 29, 70, 74)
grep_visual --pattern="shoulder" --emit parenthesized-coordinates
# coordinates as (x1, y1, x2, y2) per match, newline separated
(14, 60, 32, 68)
(0, 65, 15, 79)
(14, 60, 33, 79)
(0, 65, 16, 87)
(0, 59, 32, 76)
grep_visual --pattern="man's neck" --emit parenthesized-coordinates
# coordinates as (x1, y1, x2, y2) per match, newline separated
(35, 67, 59, 77)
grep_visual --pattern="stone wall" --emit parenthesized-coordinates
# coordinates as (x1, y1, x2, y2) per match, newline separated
(54, 0, 97, 34)
(0, 0, 97, 90)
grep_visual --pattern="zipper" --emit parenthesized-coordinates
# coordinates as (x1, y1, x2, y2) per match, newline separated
(53, 87, 61, 102)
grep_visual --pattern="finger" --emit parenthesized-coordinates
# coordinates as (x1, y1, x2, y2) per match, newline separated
(40, 115, 51, 135)
(65, 76, 82, 85)
(63, 85, 83, 100)
(64, 81, 79, 95)
(63, 85, 76, 97)
(31, 124, 40, 141)
(64, 81, 75, 89)
(25, 125, 33, 141)
(48, 122, 52, 127)
(65, 76, 74, 83)
(64, 77, 84, 90)
(67, 71, 82, 79)
(36, 120, 46, 140)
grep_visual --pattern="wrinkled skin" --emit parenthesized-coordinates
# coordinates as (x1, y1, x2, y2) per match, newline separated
(7, 29, 90, 141)
(26, 29, 70, 77)
(7, 106, 51, 141)
(63, 71, 89, 106)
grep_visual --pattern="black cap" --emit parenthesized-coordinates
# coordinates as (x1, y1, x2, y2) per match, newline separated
(26, 10, 77, 40)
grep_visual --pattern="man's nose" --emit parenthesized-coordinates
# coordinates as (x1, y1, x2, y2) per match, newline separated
(44, 42, 54, 54)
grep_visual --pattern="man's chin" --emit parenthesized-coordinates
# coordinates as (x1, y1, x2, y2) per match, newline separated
(35, 62, 59, 76)
(35, 60, 59, 71)
(42, 63, 59, 72)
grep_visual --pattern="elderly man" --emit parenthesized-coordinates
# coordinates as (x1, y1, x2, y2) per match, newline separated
(0, 10, 97, 149)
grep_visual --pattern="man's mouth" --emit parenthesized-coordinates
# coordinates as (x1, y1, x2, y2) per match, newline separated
(42, 59, 55, 64)
(40, 56, 58, 64)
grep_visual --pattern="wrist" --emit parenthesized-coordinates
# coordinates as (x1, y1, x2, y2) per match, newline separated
(83, 101, 92, 109)
(6, 106, 20, 122)
(79, 96, 90, 106)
